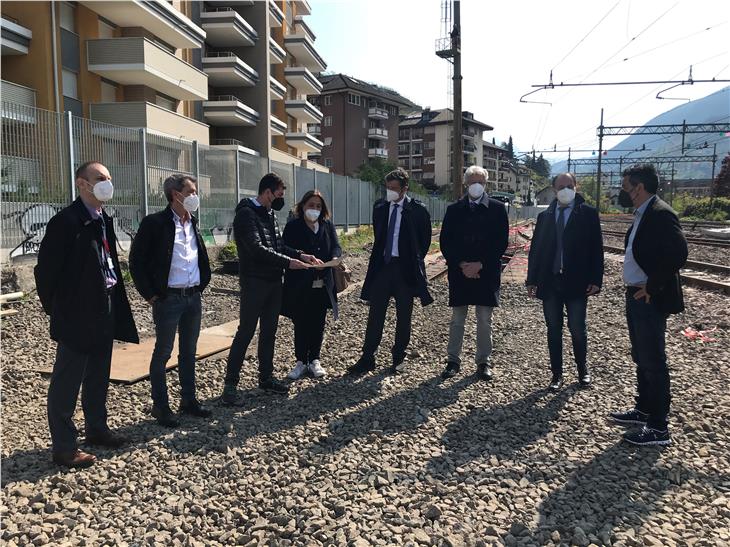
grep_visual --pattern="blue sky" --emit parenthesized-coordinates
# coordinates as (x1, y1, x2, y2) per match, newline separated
(307, 0, 729, 163)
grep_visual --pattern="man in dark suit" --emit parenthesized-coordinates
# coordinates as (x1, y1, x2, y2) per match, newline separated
(610, 164, 687, 446)
(221, 173, 319, 404)
(35, 161, 139, 468)
(349, 168, 433, 375)
(440, 166, 509, 381)
(129, 174, 212, 427)
(526, 173, 604, 391)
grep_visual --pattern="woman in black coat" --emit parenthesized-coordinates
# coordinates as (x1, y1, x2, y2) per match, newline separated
(281, 190, 342, 380)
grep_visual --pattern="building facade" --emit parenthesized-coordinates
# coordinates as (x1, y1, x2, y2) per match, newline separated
(398, 108, 492, 190)
(308, 74, 416, 176)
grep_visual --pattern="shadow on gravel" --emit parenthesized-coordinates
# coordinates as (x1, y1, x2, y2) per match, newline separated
(426, 386, 576, 476)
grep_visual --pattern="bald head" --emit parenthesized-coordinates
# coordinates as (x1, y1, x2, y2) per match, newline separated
(553, 173, 577, 191)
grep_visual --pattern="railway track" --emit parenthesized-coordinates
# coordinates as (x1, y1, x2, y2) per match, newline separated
(603, 245, 730, 294)
(601, 215, 729, 230)
(601, 229, 730, 249)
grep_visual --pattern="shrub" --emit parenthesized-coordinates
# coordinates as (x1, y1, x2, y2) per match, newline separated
(218, 240, 238, 261)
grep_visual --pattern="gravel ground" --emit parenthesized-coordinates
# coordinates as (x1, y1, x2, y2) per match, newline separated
(603, 236, 730, 267)
(1, 260, 729, 547)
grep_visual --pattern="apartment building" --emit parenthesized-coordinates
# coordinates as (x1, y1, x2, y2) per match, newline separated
(398, 108, 492, 190)
(1, 1, 210, 143)
(195, 0, 327, 168)
(307, 74, 417, 175)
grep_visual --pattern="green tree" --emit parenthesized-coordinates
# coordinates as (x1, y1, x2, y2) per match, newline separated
(354, 158, 397, 185)
(506, 136, 514, 159)
(711, 153, 730, 198)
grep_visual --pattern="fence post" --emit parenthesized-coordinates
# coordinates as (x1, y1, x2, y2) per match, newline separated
(235, 149, 241, 203)
(330, 171, 335, 225)
(313, 167, 317, 190)
(139, 128, 148, 216)
(192, 140, 200, 228)
(344, 175, 349, 232)
(268, 156, 272, 173)
(66, 111, 75, 201)
(292, 162, 297, 202)
(357, 179, 362, 227)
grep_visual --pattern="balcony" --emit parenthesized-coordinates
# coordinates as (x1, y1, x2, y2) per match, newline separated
(284, 66, 322, 95)
(368, 107, 388, 120)
(203, 95, 259, 126)
(307, 123, 321, 136)
(368, 127, 388, 140)
(201, 8, 257, 47)
(202, 52, 258, 86)
(269, 76, 287, 100)
(284, 34, 326, 73)
(285, 99, 322, 124)
(293, 0, 312, 15)
(1, 16, 32, 56)
(79, 1, 205, 49)
(412, 148, 423, 157)
(397, 148, 410, 157)
(87, 37, 208, 101)
(270, 114, 287, 136)
(291, 15, 315, 41)
(286, 132, 323, 153)
(89, 102, 210, 143)
(368, 148, 388, 159)
(269, 0, 284, 27)
(464, 142, 477, 152)
(269, 37, 286, 64)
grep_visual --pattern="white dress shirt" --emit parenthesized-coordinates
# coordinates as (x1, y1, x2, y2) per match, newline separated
(388, 195, 409, 258)
(168, 210, 200, 288)
(623, 196, 654, 286)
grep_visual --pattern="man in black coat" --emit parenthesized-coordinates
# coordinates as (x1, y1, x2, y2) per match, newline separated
(440, 166, 509, 381)
(610, 164, 687, 447)
(526, 173, 604, 391)
(35, 161, 139, 468)
(221, 173, 319, 404)
(349, 168, 433, 375)
(129, 174, 212, 427)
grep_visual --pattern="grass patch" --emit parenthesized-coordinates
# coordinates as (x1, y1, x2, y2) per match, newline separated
(340, 225, 374, 253)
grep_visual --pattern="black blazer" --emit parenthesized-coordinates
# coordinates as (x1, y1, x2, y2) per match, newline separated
(624, 196, 687, 315)
(526, 194, 604, 300)
(361, 197, 433, 306)
(440, 194, 509, 307)
(34, 198, 139, 352)
(129, 206, 211, 301)
(233, 198, 301, 282)
(281, 217, 342, 319)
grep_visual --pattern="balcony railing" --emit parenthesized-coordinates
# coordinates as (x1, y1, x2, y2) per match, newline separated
(368, 148, 388, 159)
(368, 107, 388, 120)
(368, 127, 388, 140)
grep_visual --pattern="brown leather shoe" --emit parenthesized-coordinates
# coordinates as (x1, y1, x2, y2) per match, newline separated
(52, 449, 96, 468)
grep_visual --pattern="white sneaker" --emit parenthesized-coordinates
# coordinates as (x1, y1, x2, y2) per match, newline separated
(309, 360, 326, 378)
(288, 361, 308, 380)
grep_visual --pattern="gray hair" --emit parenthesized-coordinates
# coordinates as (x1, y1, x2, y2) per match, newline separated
(463, 165, 488, 184)
(163, 174, 197, 202)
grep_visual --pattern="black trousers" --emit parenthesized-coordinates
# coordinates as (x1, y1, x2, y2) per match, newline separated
(361, 260, 414, 365)
(225, 276, 282, 386)
(47, 293, 114, 453)
(292, 287, 329, 363)
(541, 274, 588, 375)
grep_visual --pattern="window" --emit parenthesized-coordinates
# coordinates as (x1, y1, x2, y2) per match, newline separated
(426, 141, 435, 150)
(324, 116, 332, 127)
(362, 119, 366, 129)
(324, 95, 332, 106)
(389, 106, 397, 116)
(62, 69, 78, 99)
(398, 129, 410, 140)
(324, 137, 333, 146)
(156, 95, 176, 111)
(363, 138, 367, 149)
(347, 93, 360, 106)
(98, 20, 114, 39)
(324, 158, 333, 168)
(60, 2, 76, 32)
(100, 81, 116, 102)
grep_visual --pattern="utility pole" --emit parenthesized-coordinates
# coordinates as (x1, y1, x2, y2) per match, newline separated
(451, 0, 462, 198)
(670, 162, 675, 207)
(567, 147, 571, 172)
(711, 143, 718, 205)
(595, 108, 604, 211)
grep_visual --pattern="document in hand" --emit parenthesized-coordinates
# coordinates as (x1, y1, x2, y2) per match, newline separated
(311, 257, 343, 269)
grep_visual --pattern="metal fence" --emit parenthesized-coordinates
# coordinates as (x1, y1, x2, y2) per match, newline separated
(1, 102, 450, 253)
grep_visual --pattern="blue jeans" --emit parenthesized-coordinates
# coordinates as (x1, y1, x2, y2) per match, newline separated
(626, 292, 670, 430)
(149, 292, 202, 408)
(542, 277, 588, 375)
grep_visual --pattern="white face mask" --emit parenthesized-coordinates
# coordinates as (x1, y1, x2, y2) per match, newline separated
(182, 194, 200, 213)
(556, 187, 576, 205)
(468, 182, 485, 200)
(89, 179, 114, 202)
(386, 189, 401, 202)
(304, 208, 320, 222)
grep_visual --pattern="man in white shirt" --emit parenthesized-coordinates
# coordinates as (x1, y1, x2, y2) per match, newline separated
(130, 174, 212, 427)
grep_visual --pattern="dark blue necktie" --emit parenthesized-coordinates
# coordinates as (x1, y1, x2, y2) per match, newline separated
(384, 203, 399, 264)
(553, 206, 567, 274)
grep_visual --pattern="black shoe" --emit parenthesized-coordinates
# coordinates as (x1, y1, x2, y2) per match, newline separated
(390, 358, 407, 375)
(610, 409, 649, 426)
(221, 384, 244, 406)
(623, 426, 671, 446)
(259, 378, 290, 395)
(441, 361, 460, 380)
(151, 405, 179, 428)
(347, 357, 376, 376)
(85, 430, 128, 448)
(477, 363, 492, 381)
(179, 399, 212, 418)
(548, 374, 563, 392)
(578, 366, 591, 387)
